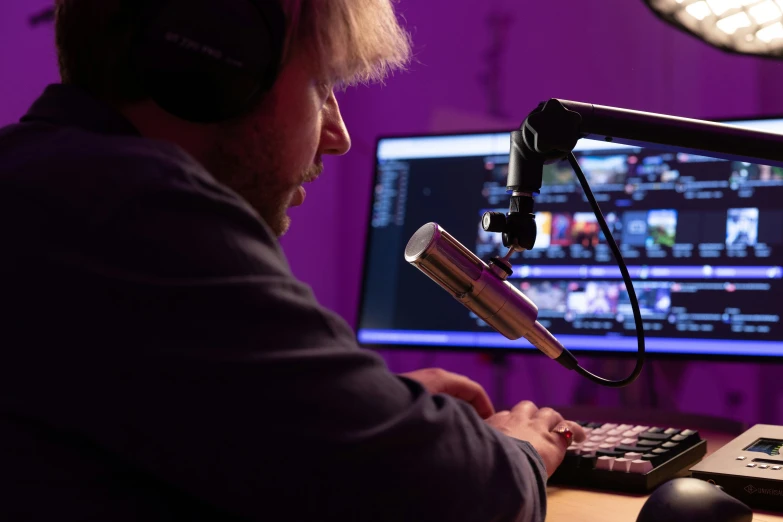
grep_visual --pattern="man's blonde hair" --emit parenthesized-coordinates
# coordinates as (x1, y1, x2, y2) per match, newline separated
(281, 0, 411, 87)
(55, 0, 411, 102)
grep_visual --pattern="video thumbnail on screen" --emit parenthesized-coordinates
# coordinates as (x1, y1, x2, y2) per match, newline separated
(571, 212, 600, 248)
(519, 280, 673, 319)
(566, 281, 621, 315)
(726, 208, 759, 248)
(646, 209, 678, 247)
(519, 281, 568, 313)
(577, 154, 629, 185)
(622, 209, 679, 248)
(730, 162, 783, 185)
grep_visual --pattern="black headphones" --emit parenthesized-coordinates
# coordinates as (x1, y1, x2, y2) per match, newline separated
(131, 0, 286, 123)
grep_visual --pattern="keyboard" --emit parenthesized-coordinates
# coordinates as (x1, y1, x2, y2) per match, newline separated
(549, 421, 708, 493)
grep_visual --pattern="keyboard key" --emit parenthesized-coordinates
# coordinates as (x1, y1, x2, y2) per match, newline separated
(670, 434, 688, 443)
(638, 432, 671, 441)
(772, 466, 781, 471)
(606, 429, 624, 437)
(759, 465, 770, 469)
(589, 435, 606, 443)
(622, 431, 638, 438)
(586, 422, 603, 429)
(637, 440, 661, 448)
(620, 438, 638, 445)
(646, 427, 664, 433)
(601, 423, 618, 430)
(616, 424, 634, 432)
(651, 448, 670, 456)
(663, 428, 681, 435)
(624, 452, 643, 461)
(736, 456, 746, 460)
(642, 451, 669, 466)
(614, 458, 631, 472)
(629, 459, 654, 474)
(747, 463, 757, 468)
(595, 456, 615, 470)
(591, 428, 608, 436)
(614, 444, 648, 453)
(631, 426, 650, 434)
(562, 454, 580, 469)
(579, 455, 597, 469)
(661, 442, 680, 450)
(597, 450, 625, 458)
(679, 429, 698, 437)
(605, 437, 622, 444)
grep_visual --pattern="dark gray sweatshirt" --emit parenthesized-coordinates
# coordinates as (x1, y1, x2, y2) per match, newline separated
(0, 84, 547, 522)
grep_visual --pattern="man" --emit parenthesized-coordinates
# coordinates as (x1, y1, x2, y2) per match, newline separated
(0, 0, 584, 520)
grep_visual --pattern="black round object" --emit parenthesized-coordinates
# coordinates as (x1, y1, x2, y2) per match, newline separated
(489, 257, 513, 278)
(481, 211, 507, 233)
(131, 0, 286, 123)
(636, 478, 752, 522)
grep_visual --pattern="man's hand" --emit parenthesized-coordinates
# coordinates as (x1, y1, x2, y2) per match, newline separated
(400, 368, 495, 419)
(485, 400, 586, 477)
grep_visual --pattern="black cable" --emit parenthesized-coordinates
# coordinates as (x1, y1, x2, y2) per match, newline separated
(566, 152, 645, 387)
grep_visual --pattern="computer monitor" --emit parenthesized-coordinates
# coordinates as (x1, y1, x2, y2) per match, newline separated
(356, 116, 783, 359)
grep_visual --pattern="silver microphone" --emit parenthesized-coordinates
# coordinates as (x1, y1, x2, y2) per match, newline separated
(405, 222, 578, 369)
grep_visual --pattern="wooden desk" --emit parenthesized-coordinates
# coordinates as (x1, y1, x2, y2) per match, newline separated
(545, 432, 783, 522)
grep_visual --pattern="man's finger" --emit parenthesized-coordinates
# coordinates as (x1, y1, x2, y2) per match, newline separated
(533, 407, 565, 431)
(551, 421, 586, 448)
(441, 375, 495, 419)
(566, 421, 586, 443)
(509, 400, 538, 419)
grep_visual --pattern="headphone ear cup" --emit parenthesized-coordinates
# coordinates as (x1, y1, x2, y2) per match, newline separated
(133, 0, 285, 123)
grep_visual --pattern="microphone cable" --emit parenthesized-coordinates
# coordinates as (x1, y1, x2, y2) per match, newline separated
(565, 152, 646, 387)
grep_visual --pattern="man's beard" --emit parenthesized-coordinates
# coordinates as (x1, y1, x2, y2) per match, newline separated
(207, 121, 302, 238)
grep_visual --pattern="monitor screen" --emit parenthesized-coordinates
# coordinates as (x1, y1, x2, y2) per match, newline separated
(356, 116, 783, 358)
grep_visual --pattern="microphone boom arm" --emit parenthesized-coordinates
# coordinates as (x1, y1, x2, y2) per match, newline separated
(478, 99, 783, 387)
(408, 100, 783, 387)
(485, 99, 783, 249)
(513, 98, 783, 191)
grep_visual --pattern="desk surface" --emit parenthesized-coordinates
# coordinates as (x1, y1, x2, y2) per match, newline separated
(546, 431, 783, 522)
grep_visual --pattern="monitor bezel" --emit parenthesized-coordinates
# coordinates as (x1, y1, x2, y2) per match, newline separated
(355, 112, 783, 362)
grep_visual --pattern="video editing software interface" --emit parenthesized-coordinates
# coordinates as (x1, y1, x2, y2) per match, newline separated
(356, 118, 783, 357)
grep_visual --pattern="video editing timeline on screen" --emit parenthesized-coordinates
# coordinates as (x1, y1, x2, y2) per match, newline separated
(356, 120, 783, 357)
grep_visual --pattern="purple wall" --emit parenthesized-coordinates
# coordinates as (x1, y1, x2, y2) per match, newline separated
(0, 1, 59, 125)
(3, 0, 783, 426)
